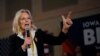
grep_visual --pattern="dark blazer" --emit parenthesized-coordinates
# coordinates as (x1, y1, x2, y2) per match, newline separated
(9, 29, 67, 56)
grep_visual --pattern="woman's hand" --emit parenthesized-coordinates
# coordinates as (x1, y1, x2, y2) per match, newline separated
(21, 37, 31, 51)
(61, 11, 73, 33)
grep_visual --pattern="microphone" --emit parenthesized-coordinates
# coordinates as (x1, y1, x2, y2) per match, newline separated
(25, 25, 31, 48)
(25, 25, 30, 37)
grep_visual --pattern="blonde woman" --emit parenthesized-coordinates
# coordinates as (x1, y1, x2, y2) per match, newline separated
(9, 9, 73, 56)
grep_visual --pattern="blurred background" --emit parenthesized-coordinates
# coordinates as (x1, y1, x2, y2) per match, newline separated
(0, 0, 100, 56)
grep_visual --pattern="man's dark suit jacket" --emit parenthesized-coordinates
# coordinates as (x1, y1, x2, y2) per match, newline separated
(9, 29, 67, 56)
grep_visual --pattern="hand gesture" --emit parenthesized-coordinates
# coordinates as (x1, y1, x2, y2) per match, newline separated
(61, 11, 73, 33)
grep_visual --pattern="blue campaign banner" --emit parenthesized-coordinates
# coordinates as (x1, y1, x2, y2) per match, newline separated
(67, 14, 100, 56)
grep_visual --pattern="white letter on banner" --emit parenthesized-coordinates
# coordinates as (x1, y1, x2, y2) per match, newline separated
(96, 27, 100, 44)
(83, 29, 95, 45)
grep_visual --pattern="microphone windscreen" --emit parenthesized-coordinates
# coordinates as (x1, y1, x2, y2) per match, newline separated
(25, 25, 30, 37)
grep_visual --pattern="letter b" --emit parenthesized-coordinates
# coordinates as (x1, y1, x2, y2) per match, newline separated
(83, 29, 95, 45)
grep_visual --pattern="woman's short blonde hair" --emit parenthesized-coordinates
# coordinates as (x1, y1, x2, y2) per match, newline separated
(12, 9, 37, 34)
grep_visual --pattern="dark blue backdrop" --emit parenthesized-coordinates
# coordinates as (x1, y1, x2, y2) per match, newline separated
(67, 14, 100, 56)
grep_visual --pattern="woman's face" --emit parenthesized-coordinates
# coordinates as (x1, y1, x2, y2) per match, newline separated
(19, 12, 32, 31)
